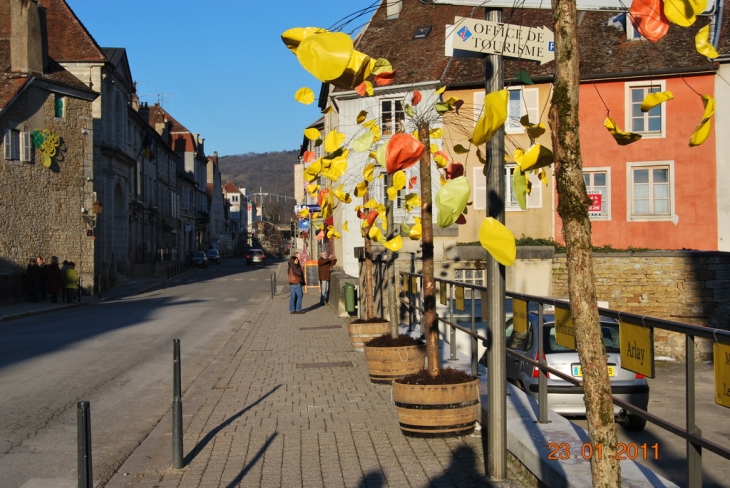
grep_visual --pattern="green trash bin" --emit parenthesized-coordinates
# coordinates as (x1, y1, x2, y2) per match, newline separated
(344, 282, 357, 313)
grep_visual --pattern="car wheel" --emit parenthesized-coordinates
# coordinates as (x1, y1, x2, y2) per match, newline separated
(620, 414, 647, 432)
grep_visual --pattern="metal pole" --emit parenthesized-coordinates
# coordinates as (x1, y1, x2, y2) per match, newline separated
(77, 401, 93, 488)
(270, 273, 275, 299)
(172, 339, 184, 469)
(686, 335, 702, 487)
(449, 283, 456, 361)
(485, 6, 507, 481)
(385, 173, 399, 338)
(471, 288, 477, 376)
(538, 303, 550, 423)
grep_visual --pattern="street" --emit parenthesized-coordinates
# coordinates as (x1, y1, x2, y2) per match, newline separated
(0, 258, 275, 488)
(571, 360, 730, 487)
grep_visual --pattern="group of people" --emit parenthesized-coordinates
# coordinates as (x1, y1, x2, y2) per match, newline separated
(287, 251, 337, 314)
(26, 256, 79, 304)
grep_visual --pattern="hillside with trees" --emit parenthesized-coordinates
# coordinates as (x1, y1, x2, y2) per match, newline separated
(219, 150, 299, 223)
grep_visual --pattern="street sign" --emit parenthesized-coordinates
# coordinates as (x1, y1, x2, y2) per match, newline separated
(619, 321, 655, 378)
(714, 342, 730, 408)
(452, 17, 555, 65)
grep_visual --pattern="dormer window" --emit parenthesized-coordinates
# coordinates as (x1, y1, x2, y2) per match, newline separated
(413, 26, 432, 40)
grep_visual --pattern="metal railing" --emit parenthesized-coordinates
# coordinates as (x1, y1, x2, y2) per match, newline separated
(399, 271, 730, 488)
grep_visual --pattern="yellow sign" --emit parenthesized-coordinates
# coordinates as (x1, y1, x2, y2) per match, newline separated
(402, 275, 409, 293)
(411, 277, 418, 294)
(455, 286, 465, 311)
(619, 321, 655, 378)
(554, 308, 575, 350)
(513, 299, 528, 334)
(714, 342, 730, 409)
(439, 282, 447, 305)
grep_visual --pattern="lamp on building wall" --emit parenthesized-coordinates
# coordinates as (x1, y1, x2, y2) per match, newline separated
(93, 200, 103, 214)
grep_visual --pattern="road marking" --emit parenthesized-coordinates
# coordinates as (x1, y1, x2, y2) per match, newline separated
(223, 298, 238, 302)
(234, 278, 243, 281)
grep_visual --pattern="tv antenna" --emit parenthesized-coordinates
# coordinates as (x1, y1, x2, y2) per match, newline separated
(157, 93, 175, 107)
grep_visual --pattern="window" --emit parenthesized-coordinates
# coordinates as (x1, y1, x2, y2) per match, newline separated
(626, 18, 644, 41)
(506, 165, 542, 211)
(626, 81, 665, 137)
(3, 128, 31, 162)
(628, 162, 673, 220)
(584, 169, 610, 219)
(472, 166, 487, 210)
(381, 99, 405, 135)
(182, 188, 191, 211)
(505, 88, 539, 134)
(454, 268, 484, 299)
(54, 95, 65, 118)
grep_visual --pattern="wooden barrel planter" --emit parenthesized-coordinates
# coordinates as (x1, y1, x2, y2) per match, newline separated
(392, 378, 480, 437)
(364, 344, 426, 384)
(346, 321, 389, 352)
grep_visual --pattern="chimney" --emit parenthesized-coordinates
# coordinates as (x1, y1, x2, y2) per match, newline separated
(386, 0, 402, 20)
(10, 0, 44, 74)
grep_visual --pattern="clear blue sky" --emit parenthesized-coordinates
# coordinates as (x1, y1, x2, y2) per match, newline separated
(65, 0, 379, 157)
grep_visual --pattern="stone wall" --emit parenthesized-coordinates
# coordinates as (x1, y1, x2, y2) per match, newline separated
(0, 85, 95, 302)
(552, 251, 730, 360)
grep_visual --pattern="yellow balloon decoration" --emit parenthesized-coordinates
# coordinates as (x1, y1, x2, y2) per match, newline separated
(303, 127, 320, 140)
(368, 226, 383, 242)
(479, 217, 516, 267)
(514, 144, 554, 172)
(470, 89, 508, 146)
(294, 87, 315, 105)
(604, 117, 642, 145)
(383, 235, 403, 252)
(295, 31, 354, 82)
(409, 217, 422, 240)
(640, 91, 674, 112)
(695, 25, 719, 58)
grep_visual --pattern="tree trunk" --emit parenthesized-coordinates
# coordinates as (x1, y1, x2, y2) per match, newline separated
(417, 123, 439, 376)
(386, 174, 399, 338)
(550, 1, 620, 486)
(363, 192, 375, 320)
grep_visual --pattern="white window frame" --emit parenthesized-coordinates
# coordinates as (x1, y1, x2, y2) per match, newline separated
(505, 164, 542, 211)
(182, 187, 191, 211)
(583, 167, 611, 220)
(626, 161, 675, 222)
(454, 268, 484, 299)
(472, 166, 487, 210)
(625, 80, 666, 138)
(625, 18, 644, 41)
(380, 98, 405, 136)
(3, 127, 31, 162)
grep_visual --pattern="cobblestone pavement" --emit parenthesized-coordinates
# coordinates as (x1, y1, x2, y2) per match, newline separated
(105, 266, 489, 488)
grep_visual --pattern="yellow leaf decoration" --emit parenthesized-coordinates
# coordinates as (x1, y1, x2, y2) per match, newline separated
(383, 235, 403, 252)
(479, 217, 516, 267)
(320, 151, 348, 182)
(363, 163, 376, 182)
(295, 31, 354, 82)
(324, 130, 345, 153)
(334, 185, 352, 203)
(343, 221, 349, 232)
(363, 198, 379, 209)
(392, 170, 406, 191)
(689, 94, 715, 147)
(368, 226, 383, 242)
(520, 115, 546, 141)
(327, 226, 341, 239)
(429, 143, 438, 154)
(387, 186, 398, 201)
(664, 0, 704, 27)
(604, 117, 642, 145)
(307, 183, 320, 196)
(435, 176, 471, 228)
(357, 110, 368, 124)
(453, 144, 470, 154)
(375, 143, 387, 168)
(304, 128, 320, 140)
(372, 58, 393, 75)
(514, 144, 554, 172)
(354, 181, 368, 197)
(640, 91, 674, 112)
(537, 168, 549, 186)
(695, 25, 719, 58)
(471, 89, 508, 146)
(409, 217, 422, 240)
(430, 128, 444, 139)
(299, 207, 310, 218)
(435, 86, 446, 95)
(303, 158, 322, 181)
(362, 120, 381, 142)
(404, 193, 421, 213)
(294, 87, 315, 104)
(355, 80, 374, 97)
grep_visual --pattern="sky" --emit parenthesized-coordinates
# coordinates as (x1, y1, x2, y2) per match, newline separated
(65, 0, 381, 157)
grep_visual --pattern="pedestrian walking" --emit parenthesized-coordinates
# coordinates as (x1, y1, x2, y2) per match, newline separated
(37, 256, 47, 302)
(317, 251, 337, 306)
(288, 255, 305, 314)
(26, 258, 40, 302)
(65, 262, 78, 303)
(46, 256, 63, 303)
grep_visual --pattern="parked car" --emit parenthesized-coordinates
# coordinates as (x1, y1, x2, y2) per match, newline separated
(187, 250, 208, 267)
(480, 313, 649, 431)
(246, 248, 266, 265)
(206, 249, 221, 264)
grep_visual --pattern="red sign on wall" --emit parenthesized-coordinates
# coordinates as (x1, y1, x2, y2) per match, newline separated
(588, 193, 602, 213)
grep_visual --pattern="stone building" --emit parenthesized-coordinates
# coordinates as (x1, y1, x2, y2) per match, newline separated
(0, 0, 97, 300)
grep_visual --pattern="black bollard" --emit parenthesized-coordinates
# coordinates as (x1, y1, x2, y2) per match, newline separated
(77, 401, 93, 488)
(172, 339, 183, 469)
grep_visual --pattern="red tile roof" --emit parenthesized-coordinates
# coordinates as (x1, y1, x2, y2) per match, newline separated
(39, 0, 106, 62)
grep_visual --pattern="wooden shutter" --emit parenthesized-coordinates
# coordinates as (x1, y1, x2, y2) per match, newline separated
(21, 131, 32, 162)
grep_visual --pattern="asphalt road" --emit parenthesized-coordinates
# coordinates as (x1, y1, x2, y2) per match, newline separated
(0, 258, 276, 488)
(571, 360, 730, 487)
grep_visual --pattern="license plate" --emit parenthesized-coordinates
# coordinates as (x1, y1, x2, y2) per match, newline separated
(571, 364, 616, 377)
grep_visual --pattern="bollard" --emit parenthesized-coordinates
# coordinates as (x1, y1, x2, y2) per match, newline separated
(77, 401, 93, 488)
(270, 273, 275, 299)
(172, 339, 184, 469)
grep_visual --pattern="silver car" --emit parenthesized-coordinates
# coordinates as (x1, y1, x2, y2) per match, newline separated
(481, 313, 649, 431)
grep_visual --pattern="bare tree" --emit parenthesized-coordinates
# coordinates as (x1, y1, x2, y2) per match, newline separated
(549, 0, 620, 485)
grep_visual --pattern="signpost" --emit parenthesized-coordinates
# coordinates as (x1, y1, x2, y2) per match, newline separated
(554, 308, 576, 350)
(714, 342, 730, 408)
(452, 17, 555, 65)
(619, 321, 655, 378)
(512, 299, 528, 334)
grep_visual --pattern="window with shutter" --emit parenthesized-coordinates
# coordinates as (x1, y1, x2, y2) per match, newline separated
(21, 131, 32, 162)
(474, 88, 539, 135)
(3, 129, 11, 159)
(3, 129, 20, 160)
(472, 166, 487, 210)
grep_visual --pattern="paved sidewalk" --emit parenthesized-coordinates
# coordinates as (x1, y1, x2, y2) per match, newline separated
(106, 265, 489, 488)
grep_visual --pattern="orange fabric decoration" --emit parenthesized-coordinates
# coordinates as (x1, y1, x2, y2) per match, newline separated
(317, 188, 329, 207)
(355, 82, 368, 97)
(385, 133, 426, 175)
(374, 70, 396, 86)
(357, 208, 366, 220)
(630, 0, 669, 42)
(303, 151, 316, 163)
(408, 176, 418, 189)
(366, 210, 379, 227)
(412, 90, 422, 106)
